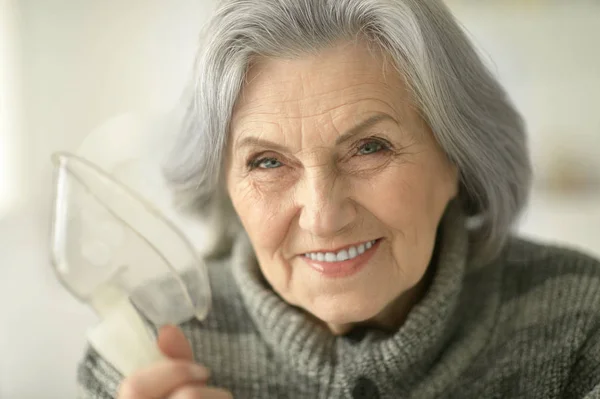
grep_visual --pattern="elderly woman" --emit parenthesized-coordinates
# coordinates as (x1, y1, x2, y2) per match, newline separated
(78, 0, 600, 398)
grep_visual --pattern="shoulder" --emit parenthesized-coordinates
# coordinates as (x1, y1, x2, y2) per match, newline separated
(498, 236, 600, 302)
(457, 237, 600, 396)
(501, 235, 600, 268)
(499, 237, 600, 396)
(492, 235, 600, 342)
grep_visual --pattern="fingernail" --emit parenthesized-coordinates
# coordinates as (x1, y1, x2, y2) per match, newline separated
(190, 365, 210, 381)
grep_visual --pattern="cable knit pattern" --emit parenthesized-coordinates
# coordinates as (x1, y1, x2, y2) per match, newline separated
(77, 205, 600, 399)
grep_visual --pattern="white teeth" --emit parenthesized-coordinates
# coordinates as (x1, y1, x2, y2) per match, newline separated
(348, 246, 357, 258)
(305, 240, 378, 262)
(325, 252, 337, 262)
(336, 249, 349, 261)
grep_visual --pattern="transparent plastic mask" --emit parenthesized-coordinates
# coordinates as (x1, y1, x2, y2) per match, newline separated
(49, 151, 211, 374)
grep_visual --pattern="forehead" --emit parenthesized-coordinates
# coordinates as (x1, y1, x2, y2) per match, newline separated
(231, 41, 410, 127)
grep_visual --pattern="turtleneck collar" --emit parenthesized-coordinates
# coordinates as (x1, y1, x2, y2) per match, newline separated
(231, 200, 474, 389)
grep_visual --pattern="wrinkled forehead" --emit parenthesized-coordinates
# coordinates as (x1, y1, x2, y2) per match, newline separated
(230, 40, 412, 132)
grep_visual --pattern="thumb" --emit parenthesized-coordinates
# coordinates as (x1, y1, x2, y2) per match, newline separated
(157, 325, 194, 361)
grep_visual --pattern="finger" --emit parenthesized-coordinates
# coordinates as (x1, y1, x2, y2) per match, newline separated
(170, 385, 234, 399)
(157, 325, 194, 361)
(118, 360, 210, 399)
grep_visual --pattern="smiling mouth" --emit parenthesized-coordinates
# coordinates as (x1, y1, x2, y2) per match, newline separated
(300, 238, 382, 278)
(303, 238, 381, 262)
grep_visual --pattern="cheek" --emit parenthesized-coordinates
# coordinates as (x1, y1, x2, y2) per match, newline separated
(228, 179, 294, 254)
(364, 160, 454, 226)
(358, 163, 449, 267)
(359, 164, 429, 228)
(228, 179, 300, 299)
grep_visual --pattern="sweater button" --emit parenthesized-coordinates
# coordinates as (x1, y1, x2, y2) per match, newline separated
(352, 376, 380, 399)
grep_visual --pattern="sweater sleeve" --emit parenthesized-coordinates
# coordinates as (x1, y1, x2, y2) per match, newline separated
(564, 320, 600, 397)
(561, 252, 600, 399)
(76, 346, 123, 399)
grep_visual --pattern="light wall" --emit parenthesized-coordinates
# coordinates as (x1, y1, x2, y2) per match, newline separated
(19, 0, 216, 219)
(448, 2, 600, 189)
(0, 0, 21, 216)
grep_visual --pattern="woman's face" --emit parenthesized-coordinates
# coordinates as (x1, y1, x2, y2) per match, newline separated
(226, 41, 458, 333)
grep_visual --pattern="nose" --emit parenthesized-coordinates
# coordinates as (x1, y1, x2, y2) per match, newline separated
(297, 168, 357, 237)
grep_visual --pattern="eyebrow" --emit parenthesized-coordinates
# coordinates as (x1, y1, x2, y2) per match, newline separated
(235, 113, 398, 151)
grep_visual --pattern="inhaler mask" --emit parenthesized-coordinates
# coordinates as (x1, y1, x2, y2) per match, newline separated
(49, 151, 211, 376)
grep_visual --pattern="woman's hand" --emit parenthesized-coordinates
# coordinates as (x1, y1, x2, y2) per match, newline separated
(118, 325, 233, 399)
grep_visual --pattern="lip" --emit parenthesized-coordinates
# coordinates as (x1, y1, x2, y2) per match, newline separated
(300, 238, 382, 278)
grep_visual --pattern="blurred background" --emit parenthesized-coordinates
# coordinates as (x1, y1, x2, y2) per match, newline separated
(1, 0, 599, 397)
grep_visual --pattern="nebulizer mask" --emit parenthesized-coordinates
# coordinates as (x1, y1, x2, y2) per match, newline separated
(49, 118, 211, 376)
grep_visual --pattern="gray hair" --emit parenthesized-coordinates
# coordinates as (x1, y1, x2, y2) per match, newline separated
(163, 0, 532, 262)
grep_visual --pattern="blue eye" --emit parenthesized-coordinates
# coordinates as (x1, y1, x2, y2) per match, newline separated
(358, 140, 385, 155)
(257, 158, 282, 169)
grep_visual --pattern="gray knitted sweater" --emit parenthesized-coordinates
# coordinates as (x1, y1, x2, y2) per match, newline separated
(78, 208, 600, 399)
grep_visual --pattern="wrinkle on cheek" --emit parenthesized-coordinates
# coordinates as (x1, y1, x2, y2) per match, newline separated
(246, 179, 272, 205)
(357, 160, 406, 194)
(246, 179, 293, 222)
(231, 178, 267, 215)
(345, 156, 392, 178)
